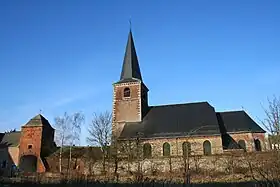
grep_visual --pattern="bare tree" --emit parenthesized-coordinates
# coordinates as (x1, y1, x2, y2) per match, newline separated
(54, 112, 84, 173)
(87, 111, 112, 174)
(117, 133, 143, 180)
(84, 146, 102, 176)
(109, 134, 121, 179)
(182, 125, 214, 184)
(68, 113, 84, 177)
(118, 139, 137, 173)
(193, 154, 202, 173)
(245, 151, 280, 186)
(261, 95, 280, 149)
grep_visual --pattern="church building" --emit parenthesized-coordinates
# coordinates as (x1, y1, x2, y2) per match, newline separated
(0, 29, 267, 177)
(112, 30, 266, 158)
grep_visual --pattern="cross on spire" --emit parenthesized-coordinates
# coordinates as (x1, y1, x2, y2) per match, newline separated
(129, 17, 132, 30)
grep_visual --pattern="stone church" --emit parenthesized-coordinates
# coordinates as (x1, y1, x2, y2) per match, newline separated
(112, 30, 266, 158)
(0, 29, 267, 176)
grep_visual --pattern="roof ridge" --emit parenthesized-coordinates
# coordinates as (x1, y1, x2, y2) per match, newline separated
(150, 101, 209, 108)
(218, 110, 245, 113)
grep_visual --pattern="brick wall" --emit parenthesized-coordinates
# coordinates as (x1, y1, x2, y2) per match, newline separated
(19, 127, 42, 157)
(113, 82, 141, 122)
(228, 133, 254, 151)
(112, 82, 142, 137)
(229, 132, 267, 152)
(19, 126, 45, 172)
(252, 132, 266, 150)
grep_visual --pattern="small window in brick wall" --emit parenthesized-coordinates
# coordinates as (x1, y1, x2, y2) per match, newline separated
(28, 144, 33, 149)
(124, 87, 131, 98)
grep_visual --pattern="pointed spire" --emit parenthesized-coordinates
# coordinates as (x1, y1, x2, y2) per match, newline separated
(119, 30, 142, 81)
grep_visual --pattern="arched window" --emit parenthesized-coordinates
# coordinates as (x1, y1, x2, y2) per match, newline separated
(182, 142, 191, 156)
(254, 139, 262, 151)
(238, 140, 246, 151)
(203, 140, 211, 156)
(163, 142, 171, 156)
(124, 87, 130, 98)
(143, 143, 152, 158)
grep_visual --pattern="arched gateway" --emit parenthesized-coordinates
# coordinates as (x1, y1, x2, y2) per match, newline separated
(19, 155, 37, 172)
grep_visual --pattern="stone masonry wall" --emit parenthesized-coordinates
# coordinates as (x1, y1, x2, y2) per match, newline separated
(117, 132, 267, 159)
(141, 135, 223, 157)
(89, 153, 264, 176)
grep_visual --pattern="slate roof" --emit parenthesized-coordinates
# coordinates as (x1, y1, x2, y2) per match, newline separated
(0, 131, 21, 147)
(119, 103, 266, 139)
(120, 102, 222, 139)
(24, 114, 54, 129)
(118, 30, 142, 83)
(216, 111, 265, 134)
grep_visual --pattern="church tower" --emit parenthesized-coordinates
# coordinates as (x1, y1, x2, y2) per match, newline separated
(112, 30, 149, 138)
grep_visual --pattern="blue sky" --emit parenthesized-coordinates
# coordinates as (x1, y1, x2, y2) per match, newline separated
(0, 0, 279, 145)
